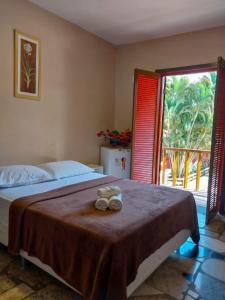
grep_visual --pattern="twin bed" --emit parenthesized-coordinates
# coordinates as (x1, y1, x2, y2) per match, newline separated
(0, 162, 199, 300)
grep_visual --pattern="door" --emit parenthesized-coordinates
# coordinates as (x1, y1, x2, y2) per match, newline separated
(206, 57, 225, 223)
(131, 69, 163, 183)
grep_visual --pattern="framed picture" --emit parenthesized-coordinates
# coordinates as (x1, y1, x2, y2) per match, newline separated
(14, 30, 41, 100)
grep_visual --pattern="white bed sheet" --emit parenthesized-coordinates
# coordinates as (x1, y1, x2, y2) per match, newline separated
(0, 172, 105, 245)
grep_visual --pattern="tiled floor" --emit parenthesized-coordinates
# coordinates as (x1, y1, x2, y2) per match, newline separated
(0, 206, 225, 300)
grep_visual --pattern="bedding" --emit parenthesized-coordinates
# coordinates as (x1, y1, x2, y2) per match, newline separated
(0, 165, 52, 188)
(0, 172, 105, 245)
(18, 229, 191, 298)
(8, 176, 199, 300)
(38, 160, 94, 179)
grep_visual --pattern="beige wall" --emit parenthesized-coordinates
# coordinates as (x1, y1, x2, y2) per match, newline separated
(115, 26, 225, 129)
(0, 0, 115, 165)
(1, 1, 225, 166)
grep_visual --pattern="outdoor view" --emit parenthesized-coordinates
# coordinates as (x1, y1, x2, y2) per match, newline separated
(160, 71, 217, 204)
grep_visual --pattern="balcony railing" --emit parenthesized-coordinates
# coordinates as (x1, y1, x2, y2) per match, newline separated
(161, 147, 211, 192)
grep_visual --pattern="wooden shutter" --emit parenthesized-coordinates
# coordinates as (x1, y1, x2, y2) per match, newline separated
(131, 69, 161, 183)
(206, 57, 225, 223)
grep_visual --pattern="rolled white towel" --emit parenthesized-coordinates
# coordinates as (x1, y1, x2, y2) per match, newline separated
(97, 187, 112, 198)
(108, 193, 123, 211)
(95, 197, 109, 211)
(97, 186, 121, 198)
(108, 186, 121, 196)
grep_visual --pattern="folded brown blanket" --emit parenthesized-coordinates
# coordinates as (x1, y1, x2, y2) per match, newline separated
(8, 176, 199, 300)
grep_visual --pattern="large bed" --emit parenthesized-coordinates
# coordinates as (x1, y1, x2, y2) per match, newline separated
(0, 171, 199, 300)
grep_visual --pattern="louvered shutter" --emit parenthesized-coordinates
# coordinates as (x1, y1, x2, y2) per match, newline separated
(131, 70, 161, 183)
(206, 57, 225, 223)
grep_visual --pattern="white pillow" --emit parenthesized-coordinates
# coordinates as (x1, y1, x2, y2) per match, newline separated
(38, 160, 94, 179)
(0, 165, 52, 188)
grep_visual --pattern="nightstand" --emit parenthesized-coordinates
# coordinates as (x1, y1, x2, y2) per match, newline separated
(88, 164, 104, 174)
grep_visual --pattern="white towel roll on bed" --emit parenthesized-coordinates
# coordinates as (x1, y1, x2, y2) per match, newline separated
(97, 186, 121, 198)
(108, 193, 123, 211)
(95, 198, 109, 211)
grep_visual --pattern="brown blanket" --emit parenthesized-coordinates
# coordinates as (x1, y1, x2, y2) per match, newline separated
(8, 176, 199, 300)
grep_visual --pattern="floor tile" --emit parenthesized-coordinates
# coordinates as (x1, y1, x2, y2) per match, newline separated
(199, 228, 219, 238)
(145, 261, 190, 299)
(201, 258, 225, 282)
(194, 272, 225, 300)
(205, 219, 225, 234)
(176, 241, 212, 259)
(197, 213, 206, 228)
(196, 205, 206, 215)
(132, 282, 163, 296)
(199, 235, 225, 253)
(0, 283, 33, 300)
(210, 251, 225, 260)
(0, 275, 16, 294)
(183, 273, 194, 283)
(0, 247, 13, 272)
(6, 259, 54, 289)
(219, 231, 225, 242)
(184, 295, 194, 300)
(166, 253, 200, 277)
(130, 296, 174, 300)
(187, 289, 199, 298)
(25, 283, 81, 300)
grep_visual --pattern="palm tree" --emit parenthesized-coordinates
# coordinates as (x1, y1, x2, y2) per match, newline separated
(162, 73, 216, 178)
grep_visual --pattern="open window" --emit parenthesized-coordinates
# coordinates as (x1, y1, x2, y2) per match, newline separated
(131, 58, 225, 224)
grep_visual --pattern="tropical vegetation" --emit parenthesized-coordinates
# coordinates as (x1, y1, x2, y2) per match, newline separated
(162, 72, 216, 178)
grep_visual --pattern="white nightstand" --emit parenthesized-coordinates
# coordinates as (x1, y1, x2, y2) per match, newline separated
(88, 164, 104, 174)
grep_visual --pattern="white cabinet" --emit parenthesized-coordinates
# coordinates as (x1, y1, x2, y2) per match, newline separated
(100, 146, 131, 179)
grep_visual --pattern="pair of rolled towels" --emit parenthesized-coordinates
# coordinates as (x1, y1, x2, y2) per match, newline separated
(95, 186, 123, 211)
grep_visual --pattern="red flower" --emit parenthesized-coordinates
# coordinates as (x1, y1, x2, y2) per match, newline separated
(97, 129, 132, 147)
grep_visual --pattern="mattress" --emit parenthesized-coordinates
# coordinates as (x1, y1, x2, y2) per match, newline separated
(0, 172, 105, 245)
(0, 173, 191, 297)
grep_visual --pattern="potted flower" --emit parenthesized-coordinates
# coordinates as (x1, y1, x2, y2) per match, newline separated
(97, 129, 132, 147)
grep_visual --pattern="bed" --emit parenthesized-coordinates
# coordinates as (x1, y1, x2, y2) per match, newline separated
(0, 170, 199, 300)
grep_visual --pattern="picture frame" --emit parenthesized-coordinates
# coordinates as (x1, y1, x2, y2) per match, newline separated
(14, 30, 41, 100)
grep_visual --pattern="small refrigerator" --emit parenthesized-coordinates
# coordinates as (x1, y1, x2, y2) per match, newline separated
(100, 146, 131, 179)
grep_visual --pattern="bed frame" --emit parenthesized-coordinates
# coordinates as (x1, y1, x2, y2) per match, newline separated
(0, 229, 190, 297)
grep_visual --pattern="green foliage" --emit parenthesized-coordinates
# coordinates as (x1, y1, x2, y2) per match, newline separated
(163, 72, 216, 177)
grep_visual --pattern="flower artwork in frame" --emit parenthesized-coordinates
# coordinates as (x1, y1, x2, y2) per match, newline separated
(14, 30, 41, 100)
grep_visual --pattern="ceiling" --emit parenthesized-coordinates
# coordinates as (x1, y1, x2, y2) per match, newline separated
(30, 0, 225, 45)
